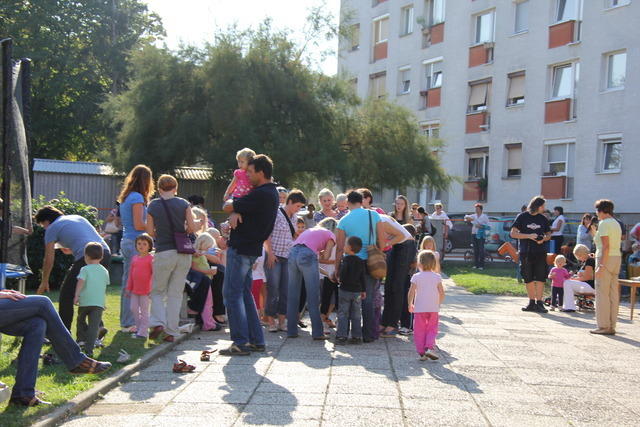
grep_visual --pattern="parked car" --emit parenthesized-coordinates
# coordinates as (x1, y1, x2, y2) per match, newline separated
(444, 214, 500, 253)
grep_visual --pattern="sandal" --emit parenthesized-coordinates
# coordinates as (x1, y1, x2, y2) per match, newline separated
(173, 359, 196, 373)
(200, 350, 217, 361)
(9, 396, 51, 407)
(69, 357, 112, 375)
(149, 325, 164, 339)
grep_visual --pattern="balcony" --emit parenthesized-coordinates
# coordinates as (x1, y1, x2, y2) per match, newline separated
(544, 98, 572, 123)
(548, 20, 576, 48)
(463, 180, 486, 201)
(466, 111, 489, 133)
(430, 22, 444, 44)
(420, 87, 441, 108)
(373, 42, 388, 61)
(541, 175, 567, 199)
(468, 43, 494, 68)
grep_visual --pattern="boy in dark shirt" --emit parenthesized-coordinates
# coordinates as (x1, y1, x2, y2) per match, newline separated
(336, 236, 366, 345)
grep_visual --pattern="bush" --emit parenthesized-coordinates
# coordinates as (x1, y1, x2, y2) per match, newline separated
(26, 193, 102, 290)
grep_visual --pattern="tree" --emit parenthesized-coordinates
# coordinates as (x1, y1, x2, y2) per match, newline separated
(0, 0, 164, 160)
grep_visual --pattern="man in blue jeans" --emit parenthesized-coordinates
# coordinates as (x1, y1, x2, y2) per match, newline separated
(222, 154, 279, 355)
(334, 191, 385, 343)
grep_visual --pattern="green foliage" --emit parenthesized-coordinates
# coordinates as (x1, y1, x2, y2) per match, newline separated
(0, 0, 164, 160)
(107, 18, 451, 191)
(26, 193, 101, 290)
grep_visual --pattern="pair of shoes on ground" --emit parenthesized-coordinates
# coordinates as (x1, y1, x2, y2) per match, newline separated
(267, 323, 286, 333)
(521, 301, 548, 313)
(219, 343, 266, 356)
(590, 328, 616, 335)
(419, 349, 439, 361)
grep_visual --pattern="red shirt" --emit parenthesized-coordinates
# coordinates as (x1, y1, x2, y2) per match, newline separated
(126, 254, 153, 295)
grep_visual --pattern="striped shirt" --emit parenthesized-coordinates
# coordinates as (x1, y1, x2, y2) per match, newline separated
(269, 209, 297, 258)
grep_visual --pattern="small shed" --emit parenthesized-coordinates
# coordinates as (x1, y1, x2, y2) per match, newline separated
(33, 159, 226, 219)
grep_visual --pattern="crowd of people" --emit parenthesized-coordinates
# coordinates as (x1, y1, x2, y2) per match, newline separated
(0, 146, 636, 407)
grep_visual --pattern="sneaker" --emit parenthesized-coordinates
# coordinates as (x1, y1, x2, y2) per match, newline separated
(419, 353, 429, 361)
(247, 343, 266, 352)
(560, 308, 576, 313)
(521, 302, 537, 312)
(380, 329, 399, 338)
(536, 301, 548, 313)
(425, 349, 439, 360)
(268, 324, 278, 333)
(334, 337, 348, 345)
(348, 337, 362, 345)
(550, 306, 556, 311)
(219, 344, 251, 356)
(398, 328, 413, 336)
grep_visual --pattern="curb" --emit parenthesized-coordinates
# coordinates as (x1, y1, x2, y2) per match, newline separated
(33, 326, 200, 427)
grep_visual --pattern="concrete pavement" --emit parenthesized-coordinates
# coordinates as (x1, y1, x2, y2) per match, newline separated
(63, 281, 640, 426)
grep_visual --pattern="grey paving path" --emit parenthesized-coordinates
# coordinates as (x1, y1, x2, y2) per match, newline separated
(63, 282, 640, 426)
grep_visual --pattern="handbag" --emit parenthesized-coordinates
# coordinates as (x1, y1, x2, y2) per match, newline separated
(104, 220, 121, 234)
(366, 211, 387, 279)
(160, 198, 196, 254)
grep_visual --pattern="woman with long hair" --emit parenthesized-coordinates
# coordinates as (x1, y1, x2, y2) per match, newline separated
(117, 164, 155, 332)
(390, 195, 412, 225)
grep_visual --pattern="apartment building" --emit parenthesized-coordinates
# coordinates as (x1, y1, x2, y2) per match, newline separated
(338, 0, 639, 219)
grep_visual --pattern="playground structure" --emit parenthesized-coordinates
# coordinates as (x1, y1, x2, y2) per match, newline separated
(0, 38, 32, 291)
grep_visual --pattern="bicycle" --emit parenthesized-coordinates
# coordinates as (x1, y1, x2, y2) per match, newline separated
(463, 249, 493, 264)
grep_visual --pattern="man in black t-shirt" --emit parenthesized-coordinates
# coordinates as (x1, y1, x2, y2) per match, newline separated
(510, 196, 551, 313)
(221, 155, 279, 355)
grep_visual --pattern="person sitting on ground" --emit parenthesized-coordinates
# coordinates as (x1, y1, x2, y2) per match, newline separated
(408, 250, 445, 361)
(561, 244, 596, 312)
(548, 255, 571, 311)
(0, 290, 111, 407)
(74, 242, 110, 357)
(223, 147, 256, 201)
(335, 236, 366, 345)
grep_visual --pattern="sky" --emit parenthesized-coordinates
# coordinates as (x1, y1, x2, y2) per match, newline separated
(144, 0, 341, 75)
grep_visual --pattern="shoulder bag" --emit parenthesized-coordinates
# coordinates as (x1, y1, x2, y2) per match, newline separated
(160, 198, 196, 254)
(366, 211, 387, 279)
(280, 207, 296, 238)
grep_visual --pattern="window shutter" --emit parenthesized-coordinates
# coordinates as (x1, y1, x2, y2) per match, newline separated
(508, 75, 525, 99)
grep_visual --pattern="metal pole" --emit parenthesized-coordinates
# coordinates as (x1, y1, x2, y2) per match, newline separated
(1, 38, 14, 286)
(20, 58, 33, 195)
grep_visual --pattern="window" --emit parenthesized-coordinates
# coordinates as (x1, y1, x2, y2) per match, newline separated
(467, 150, 489, 180)
(424, 60, 443, 89)
(474, 10, 495, 44)
(507, 72, 525, 106)
(427, 0, 446, 25)
(514, 0, 529, 33)
(505, 144, 522, 177)
(369, 72, 387, 99)
(556, 0, 579, 22)
(468, 80, 491, 112)
(350, 24, 360, 51)
(601, 138, 622, 171)
(374, 16, 390, 44)
(401, 6, 414, 35)
(607, 0, 630, 8)
(551, 63, 578, 99)
(606, 51, 626, 89)
(545, 143, 569, 175)
(398, 68, 411, 94)
(420, 122, 440, 138)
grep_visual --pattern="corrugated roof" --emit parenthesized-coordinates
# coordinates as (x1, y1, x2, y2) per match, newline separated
(33, 159, 214, 181)
(34, 159, 119, 176)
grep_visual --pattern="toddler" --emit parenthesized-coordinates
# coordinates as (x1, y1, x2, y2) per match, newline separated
(419, 235, 441, 273)
(223, 147, 256, 200)
(408, 250, 445, 361)
(548, 255, 571, 310)
(296, 217, 306, 237)
(74, 242, 110, 357)
(190, 233, 219, 331)
(336, 236, 366, 345)
(335, 193, 349, 219)
(126, 234, 154, 339)
(252, 248, 266, 319)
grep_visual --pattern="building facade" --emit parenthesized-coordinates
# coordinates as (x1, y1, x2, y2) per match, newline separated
(339, 0, 638, 219)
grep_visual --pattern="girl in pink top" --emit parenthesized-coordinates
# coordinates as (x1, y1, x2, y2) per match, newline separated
(548, 255, 571, 310)
(126, 234, 154, 338)
(408, 250, 445, 361)
(223, 147, 255, 200)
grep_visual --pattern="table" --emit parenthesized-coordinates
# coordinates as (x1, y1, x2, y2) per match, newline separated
(619, 277, 640, 321)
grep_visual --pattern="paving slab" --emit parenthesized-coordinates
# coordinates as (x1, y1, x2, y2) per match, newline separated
(62, 280, 640, 426)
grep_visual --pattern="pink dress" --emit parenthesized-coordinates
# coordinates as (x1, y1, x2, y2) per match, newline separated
(232, 169, 253, 198)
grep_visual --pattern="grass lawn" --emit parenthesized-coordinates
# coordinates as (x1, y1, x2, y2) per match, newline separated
(0, 285, 161, 427)
(443, 261, 549, 296)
